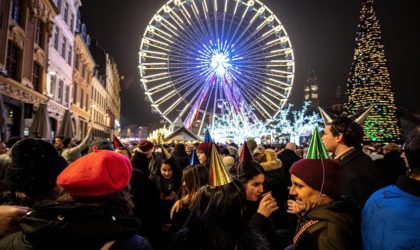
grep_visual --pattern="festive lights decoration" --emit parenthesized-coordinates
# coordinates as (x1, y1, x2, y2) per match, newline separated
(208, 101, 322, 145)
(139, 0, 295, 136)
(344, 0, 401, 142)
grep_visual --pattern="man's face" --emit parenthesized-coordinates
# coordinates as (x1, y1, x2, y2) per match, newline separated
(289, 174, 321, 211)
(245, 173, 265, 202)
(54, 138, 64, 149)
(0, 143, 7, 154)
(185, 145, 192, 155)
(322, 125, 339, 153)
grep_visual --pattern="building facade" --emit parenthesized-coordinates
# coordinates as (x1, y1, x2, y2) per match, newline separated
(46, 0, 80, 137)
(0, 0, 57, 139)
(72, 20, 94, 139)
(304, 70, 319, 110)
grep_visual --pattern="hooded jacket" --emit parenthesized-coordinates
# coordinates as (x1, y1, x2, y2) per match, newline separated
(293, 200, 361, 250)
(0, 200, 152, 250)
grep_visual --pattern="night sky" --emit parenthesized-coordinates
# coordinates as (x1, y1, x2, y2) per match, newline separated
(80, 0, 420, 127)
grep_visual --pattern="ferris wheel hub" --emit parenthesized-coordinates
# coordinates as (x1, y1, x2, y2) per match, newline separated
(211, 53, 230, 76)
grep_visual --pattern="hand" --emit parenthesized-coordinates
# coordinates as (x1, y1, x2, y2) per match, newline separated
(257, 192, 279, 218)
(170, 200, 181, 220)
(0, 205, 29, 236)
(286, 199, 305, 214)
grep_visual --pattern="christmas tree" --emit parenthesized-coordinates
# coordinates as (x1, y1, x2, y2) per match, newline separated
(344, 0, 401, 142)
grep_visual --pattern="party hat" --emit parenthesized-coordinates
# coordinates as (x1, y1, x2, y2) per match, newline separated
(161, 145, 172, 160)
(190, 148, 199, 165)
(352, 106, 374, 126)
(306, 127, 329, 159)
(204, 128, 212, 143)
(240, 140, 253, 161)
(112, 134, 124, 149)
(318, 107, 335, 126)
(209, 143, 233, 187)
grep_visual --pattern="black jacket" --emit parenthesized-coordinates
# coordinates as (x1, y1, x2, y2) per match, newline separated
(338, 148, 382, 208)
(0, 200, 153, 250)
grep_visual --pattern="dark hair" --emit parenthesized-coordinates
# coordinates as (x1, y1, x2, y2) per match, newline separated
(173, 143, 188, 157)
(194, 181, 245, 231)
(56, 189, 134, 216)
(180, 165, 209, 208)
(404, 126, 420, 173)
(63, 137, 72, 146)
(330, 115, 364, 147)
(54, 136, 65, 142)
(231, 160, 265, 185)
(6, 136, 22, 149)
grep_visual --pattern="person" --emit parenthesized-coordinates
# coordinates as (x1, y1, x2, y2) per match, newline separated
(131, 139, 155, 177)
(362, 126, 420, 250)
(151, 156, 181, 234)
(169, 143, 269, 250)
(0, 138, 67, 207)
(116, 146, 132, 159)
(277, 142, 301, 187)
(172, 143, 190, 169)
(321, 112, 382, 208)
(61, 127, 93, 163)
(0, 149, 153, 250)
(0, 205, 29, 237)
(53, 136, 65, 154)
(286, 158, 361, 249)
(170, 164, 209, 231)
(374, 142, 406, 186)
(0, 141, 8, 155)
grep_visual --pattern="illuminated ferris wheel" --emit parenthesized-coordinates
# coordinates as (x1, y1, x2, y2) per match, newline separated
(139, 0, 294, 134)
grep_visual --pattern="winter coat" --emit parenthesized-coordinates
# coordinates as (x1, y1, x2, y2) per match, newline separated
(338, 148, 383, 208)
(292, 200, 361, 250)
(0, 200, 153, 250)
(277, 149, 301, 187)
(131, 151, 152, 177)
(362, 176, 420, 250)
(168, 218, 270, 250)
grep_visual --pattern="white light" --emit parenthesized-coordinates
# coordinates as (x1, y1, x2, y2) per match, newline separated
(210, 53, 229, 75)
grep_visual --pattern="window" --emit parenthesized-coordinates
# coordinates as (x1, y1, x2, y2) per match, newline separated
(70, 14, 75, 33)
(80, 89, 84, 109)
(311, 93, 318, 99)
(58, 79, 64, 101)
(11, 0, 23, 25)
(81, 64, 86, 79)
(49, 75, 57, 97)
(72, 82, 77, 103)
(67, 45, 72, 65)
(6, 42, 20, 80)
(85, 93, 89, 111)
(64, 3, 69, 24)
(61, 37, 66, 58)
(57, 0, 62, 13)
(35, 20, 44, 48)
(65, 85, 70, 104)
(53, 27, 60, 50)
(74, 53, 79, 70)
(32, 63, 41, 92)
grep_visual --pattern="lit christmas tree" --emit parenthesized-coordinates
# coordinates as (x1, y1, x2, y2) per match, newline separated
(344, 0, 401, 142)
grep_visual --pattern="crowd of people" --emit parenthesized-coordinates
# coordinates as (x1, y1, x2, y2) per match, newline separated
(0, 111, 419, 249)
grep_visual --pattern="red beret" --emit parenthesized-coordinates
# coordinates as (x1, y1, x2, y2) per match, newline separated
(290, 159, 341, 200)
(57, 150, 132, 197)
(138, 139, 154, 152)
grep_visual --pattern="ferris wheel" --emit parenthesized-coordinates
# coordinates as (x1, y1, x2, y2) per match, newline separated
(139, 0, 294, 134)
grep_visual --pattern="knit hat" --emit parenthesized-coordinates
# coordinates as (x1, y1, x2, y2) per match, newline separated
(290, 159, 341, 199)
(138, 139, 154, 152)
(57, 150, 132, 197)
(4, 138, 68, 197)
(197, 142, 220, 156)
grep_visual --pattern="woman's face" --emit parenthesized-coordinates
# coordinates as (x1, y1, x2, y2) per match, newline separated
(197, 151, 207, 165)
(245, 173, 265, 202)
(160, 163, 173, 179)
(289, 174, 321, 211)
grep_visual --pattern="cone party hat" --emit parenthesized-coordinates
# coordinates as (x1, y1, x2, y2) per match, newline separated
(318, 107, 335, 126)
(161, 145, 172, 160)
(240, 140, 254, 161)
(190, 148, 199, 165)
(204, 128, 212, 143)
(306, 127, 329, 159)
(112, 134, 124, 149)
(352, 106, 373, 126)
(209, 143, 233, 187)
